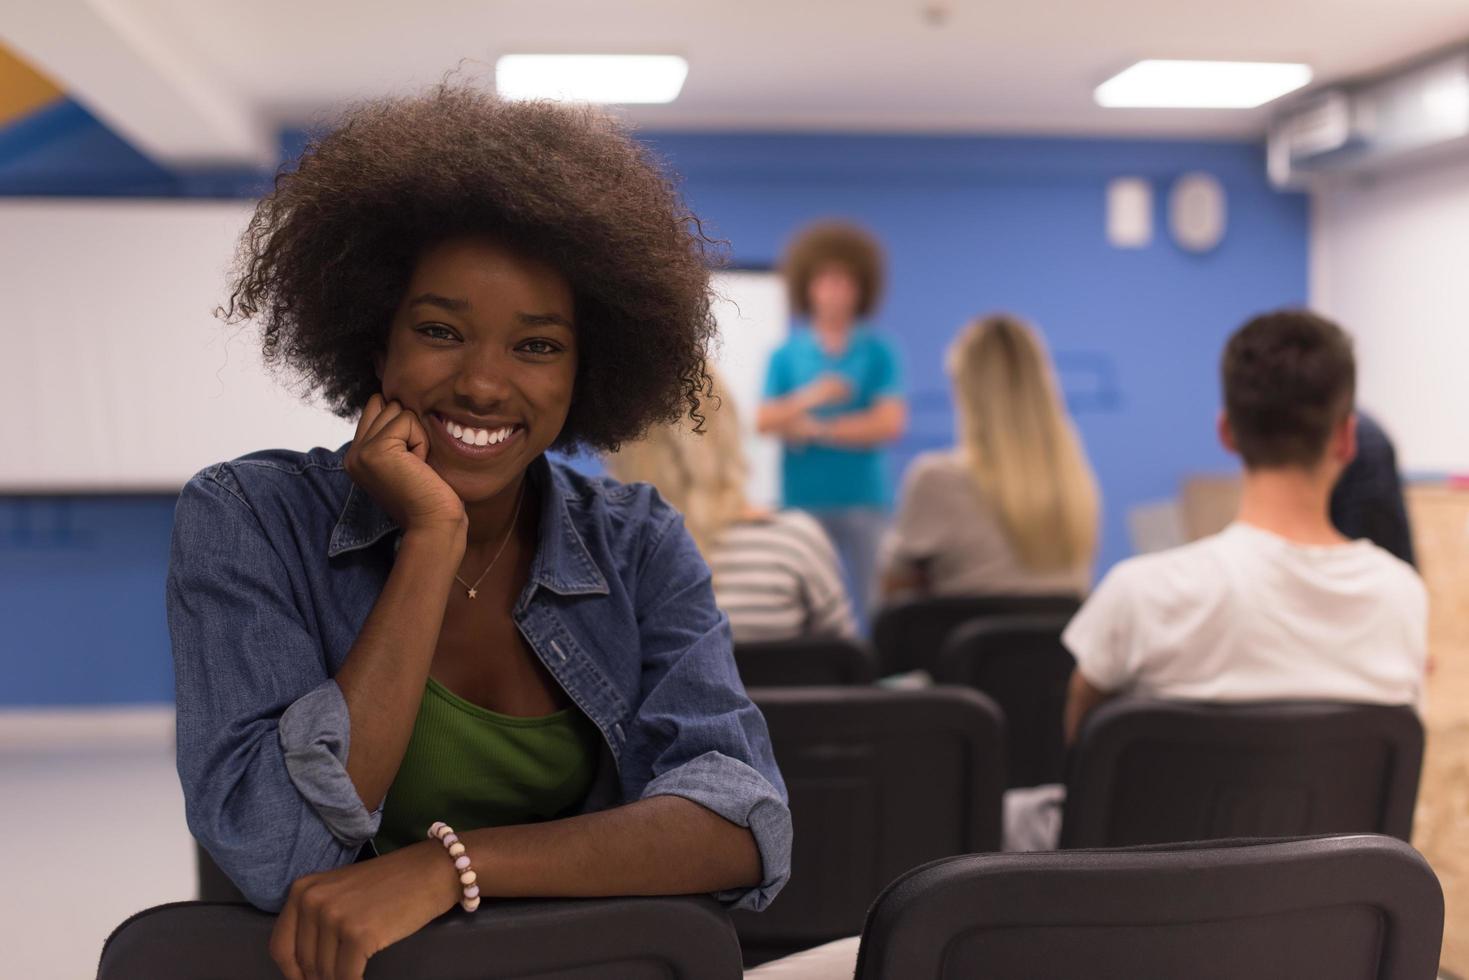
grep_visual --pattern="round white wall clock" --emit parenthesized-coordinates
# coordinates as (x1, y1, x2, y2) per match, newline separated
(1169, 172, 1227, 253)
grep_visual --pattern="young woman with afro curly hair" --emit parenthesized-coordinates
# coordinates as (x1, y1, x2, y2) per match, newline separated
(165, 85, 790, 979)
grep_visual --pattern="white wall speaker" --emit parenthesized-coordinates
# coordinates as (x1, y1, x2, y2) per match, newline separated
(1106, 177, 1153, 249)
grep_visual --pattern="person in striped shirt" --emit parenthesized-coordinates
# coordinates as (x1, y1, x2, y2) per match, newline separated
(607, 370, 857, 643)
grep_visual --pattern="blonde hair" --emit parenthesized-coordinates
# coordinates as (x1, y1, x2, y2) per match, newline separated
(948, 314, 1100, 572)
(605, 368, 748, 557)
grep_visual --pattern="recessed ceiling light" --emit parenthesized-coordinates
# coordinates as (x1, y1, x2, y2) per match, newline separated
(495, 54, 689, 104)
(1096, 60, 1313, 109)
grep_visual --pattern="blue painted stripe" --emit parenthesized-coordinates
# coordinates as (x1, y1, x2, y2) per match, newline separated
(0, 97, 271, 197)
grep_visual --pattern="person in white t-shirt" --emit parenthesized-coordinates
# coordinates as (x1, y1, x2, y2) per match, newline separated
(1006, 309, 1429, 855)
(1063, 309, 1427, 742)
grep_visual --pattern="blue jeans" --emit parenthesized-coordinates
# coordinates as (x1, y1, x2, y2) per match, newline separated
(812, 507, 887, 634)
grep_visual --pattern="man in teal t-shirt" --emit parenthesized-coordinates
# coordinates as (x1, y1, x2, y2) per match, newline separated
(758, 222, 906, 628)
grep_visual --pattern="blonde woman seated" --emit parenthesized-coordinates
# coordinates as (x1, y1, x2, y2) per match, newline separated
(879, 314, 1099, 602)
(608, 373, 858, 643)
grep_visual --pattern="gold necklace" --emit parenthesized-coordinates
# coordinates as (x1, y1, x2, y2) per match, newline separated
(453, 481, 526, 599)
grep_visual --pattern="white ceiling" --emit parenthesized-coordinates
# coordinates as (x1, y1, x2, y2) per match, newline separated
(7, 0, 1469, 166)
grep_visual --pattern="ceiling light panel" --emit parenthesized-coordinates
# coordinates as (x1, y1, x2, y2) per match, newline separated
(1096, 60, 1313, 109)
(495, 54, 689, 104)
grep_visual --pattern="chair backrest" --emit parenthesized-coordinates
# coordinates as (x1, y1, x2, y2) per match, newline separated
(98, 896, 743, 979)
(855, 834, 1444, 980)
(871, 594, 1079, 677)
(1062, 699, 1424, 848)
(196, 842, 248, 903)
(733, 636, 877, 687)
(196, 838, 380, 904)
(936, 614, 1075, 787)
(731, 686, 1005, 965)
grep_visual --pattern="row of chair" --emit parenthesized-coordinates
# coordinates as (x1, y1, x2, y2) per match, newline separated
(733, 593, 1080, 686)
(112, 593, 1428, 976)
(871, 593, 1081, 677)
(101, 834, 1444, 978)
(732, 687, 1424, 962)
(177, 686, 1425, 968)
(736, 611, 1077, 787)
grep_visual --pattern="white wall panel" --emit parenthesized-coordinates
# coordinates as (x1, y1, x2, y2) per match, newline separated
(1311, 162, 1469, 475)
(707, 269, 788, 508)
(0, 201, 787, 493)
(0, 200, 353, 491)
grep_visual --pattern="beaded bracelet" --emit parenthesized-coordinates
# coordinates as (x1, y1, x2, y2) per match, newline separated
(427, 821, 481, 912)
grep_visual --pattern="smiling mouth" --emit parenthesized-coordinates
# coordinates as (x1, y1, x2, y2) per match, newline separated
(430, 412, 524, 456)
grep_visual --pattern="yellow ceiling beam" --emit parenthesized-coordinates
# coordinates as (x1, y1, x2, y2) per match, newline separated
(0, 41, 64, 126)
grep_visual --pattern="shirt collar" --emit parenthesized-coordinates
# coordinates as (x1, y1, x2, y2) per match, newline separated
(327, 478, 399, 558)
(327, 451, 609, 598)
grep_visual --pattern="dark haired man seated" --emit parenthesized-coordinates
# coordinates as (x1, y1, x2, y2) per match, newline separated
(1064, 309, 1425, 734)
(1006, 310, 1428, 853)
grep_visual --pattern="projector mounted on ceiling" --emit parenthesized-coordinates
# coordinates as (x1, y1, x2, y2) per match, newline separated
(1267, 49, 1469, 188)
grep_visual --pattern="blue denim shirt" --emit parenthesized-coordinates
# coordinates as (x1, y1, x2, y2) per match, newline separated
(166, 443, 791, 913)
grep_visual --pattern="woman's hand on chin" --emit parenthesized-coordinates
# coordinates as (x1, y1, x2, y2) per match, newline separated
(345, 393, 467, 535)
(268, 841, 462, 980)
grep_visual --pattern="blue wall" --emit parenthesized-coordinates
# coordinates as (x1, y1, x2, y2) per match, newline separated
(645, 132, 1304, 566)
(0, 110, 1306, 706)
(1, 497, 178, 704)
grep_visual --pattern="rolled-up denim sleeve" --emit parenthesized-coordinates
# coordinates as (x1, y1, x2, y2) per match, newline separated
(167, 469, 380, 912)
(623, 506, 792, 912)
(278, 678, 383, 845)
(640, 751, 792, 910)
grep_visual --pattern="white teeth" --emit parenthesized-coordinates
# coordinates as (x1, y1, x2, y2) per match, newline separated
(441, 414, 514, 448)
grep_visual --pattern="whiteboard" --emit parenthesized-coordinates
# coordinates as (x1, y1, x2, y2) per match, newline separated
(0, 200, 786, 494)
(707, 269, 788, 509)
(0, 200, 351, 492)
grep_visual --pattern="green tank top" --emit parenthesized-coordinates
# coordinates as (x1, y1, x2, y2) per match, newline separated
(373, 676, 602, 855)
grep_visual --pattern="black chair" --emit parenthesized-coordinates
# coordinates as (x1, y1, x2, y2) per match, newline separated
(732, 686, 1005, 965)
(98, 895, 743, 979)
(855, 834, 1444, 980)
(871, 594, 1079, 677)
(733, 636, 876, 686)
(196, 842, 248, 903)
(935, 614, 1075, 787)
(1062, 699, 1424, 848)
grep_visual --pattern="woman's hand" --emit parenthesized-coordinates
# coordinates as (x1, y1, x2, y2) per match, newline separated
(797, 373, 851, 411)
(344, 394, 466, 534)
(784, 414, 829, 445)
(269, 842, 461, 980)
